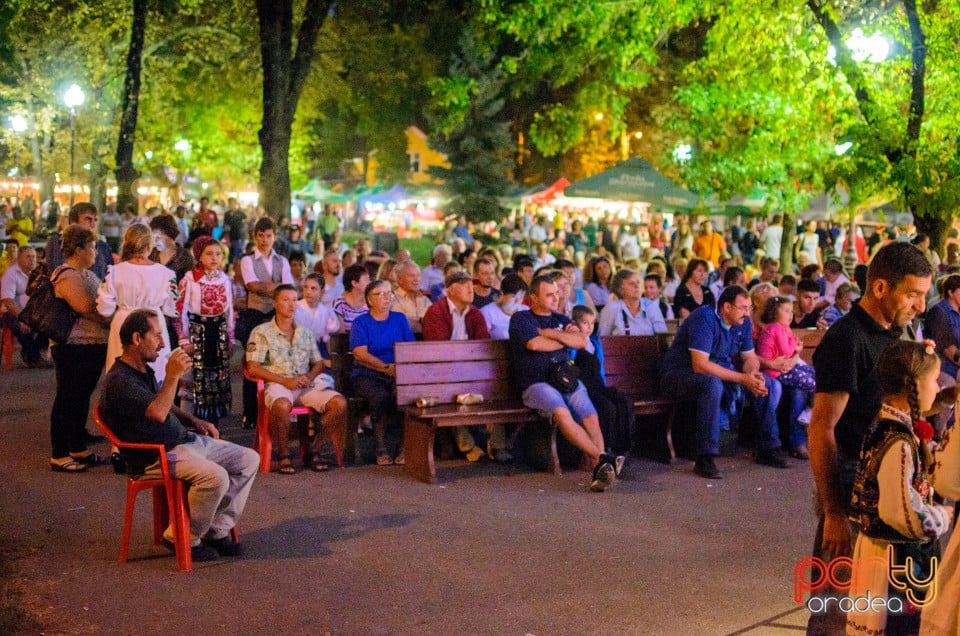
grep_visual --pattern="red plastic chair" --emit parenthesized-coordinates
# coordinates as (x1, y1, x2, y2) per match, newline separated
(242, 358, 343, 473)
(94, 404, 214, 572)
(0, 317, 14, 371)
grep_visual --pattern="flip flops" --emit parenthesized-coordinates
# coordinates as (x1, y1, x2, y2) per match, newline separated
(50, 458, 87, 473)
(305, 454, 329, 472)
(277, 459, 296, 475)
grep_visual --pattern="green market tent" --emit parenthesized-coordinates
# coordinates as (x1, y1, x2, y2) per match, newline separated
(564, 158, 709, 210)
(295, 178, 349, 203)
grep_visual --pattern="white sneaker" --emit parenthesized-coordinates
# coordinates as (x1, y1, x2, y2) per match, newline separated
(797, 408, 812, 425)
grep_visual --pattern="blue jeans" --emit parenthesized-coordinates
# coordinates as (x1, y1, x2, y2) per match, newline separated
(784, 386, 808, 449)
(662, 367, 782, 457)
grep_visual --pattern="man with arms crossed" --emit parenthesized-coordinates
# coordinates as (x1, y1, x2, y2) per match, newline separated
(509, 274, 620, 492)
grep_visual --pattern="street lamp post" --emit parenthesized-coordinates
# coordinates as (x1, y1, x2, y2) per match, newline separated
(8, 114, 27, 203)
(63, 84, 85, 208)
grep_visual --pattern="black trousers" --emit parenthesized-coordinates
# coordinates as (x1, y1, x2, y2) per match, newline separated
(4, 314, 47, 364)
(236, 308, 271, 424)
(50, 343, 106, 458)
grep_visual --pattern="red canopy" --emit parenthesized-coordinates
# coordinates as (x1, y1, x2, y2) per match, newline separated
(523, 178, 571, 205)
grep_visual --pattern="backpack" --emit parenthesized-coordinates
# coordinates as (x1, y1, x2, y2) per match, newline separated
(19, 266, 78, 344)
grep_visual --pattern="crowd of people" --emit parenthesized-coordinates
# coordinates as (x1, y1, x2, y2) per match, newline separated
(9, 197, 960, 613)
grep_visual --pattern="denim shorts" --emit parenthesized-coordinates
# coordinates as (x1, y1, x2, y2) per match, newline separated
(522, 381, 597, 422)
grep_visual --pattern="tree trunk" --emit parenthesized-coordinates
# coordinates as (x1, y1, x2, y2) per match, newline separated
(115, 0, 147, 216)
(255, 0, 330, 223)
(89, 160, 109, 214)
(780, 212, 796, 274)
(913, 209, 948, 253)
(20, 59, 47, 204)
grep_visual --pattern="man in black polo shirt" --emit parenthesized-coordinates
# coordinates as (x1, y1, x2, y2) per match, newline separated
(807, 242, 933, 633)
(101, 310, 259, 562)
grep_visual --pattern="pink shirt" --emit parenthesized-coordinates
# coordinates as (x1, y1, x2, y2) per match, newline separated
(757, 322, 799, 378)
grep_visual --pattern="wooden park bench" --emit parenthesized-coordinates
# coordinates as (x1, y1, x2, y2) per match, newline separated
(600, 334, 678, 462)
(792, 327, 825, 365)
(394, 339, 558, 484)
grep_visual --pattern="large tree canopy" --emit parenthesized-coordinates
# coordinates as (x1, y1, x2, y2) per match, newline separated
(467, 0, 960, 244)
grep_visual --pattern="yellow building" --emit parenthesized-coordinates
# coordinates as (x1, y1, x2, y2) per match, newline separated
(364, 126, 450, 186)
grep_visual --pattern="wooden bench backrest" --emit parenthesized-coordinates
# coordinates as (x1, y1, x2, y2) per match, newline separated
(394, 339, 518, 407)
(328, 332, 355, 394)
(791, 328, 824, 365)
(600, 335, 665, 398)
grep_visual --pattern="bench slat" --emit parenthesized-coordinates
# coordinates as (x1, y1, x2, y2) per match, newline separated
(395, 359, 511, 385)
(395, 339, 511, 363)
(397, 379, 518, 407)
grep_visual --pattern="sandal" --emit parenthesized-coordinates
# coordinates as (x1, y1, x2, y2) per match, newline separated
(50, 458, 87, 473)
(376, 452, 394, 466)
(70, 452, 110, 466)
(305, 454, 329, 472)
(277, 459, 297, 475)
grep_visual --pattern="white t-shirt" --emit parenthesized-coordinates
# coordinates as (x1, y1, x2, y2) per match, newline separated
(618, 232, 641, 261)
(294, 299, 340, 345)
(760, 225, 783, 258)
(100, 211, 123, 238)
(480, 302, 528, 340)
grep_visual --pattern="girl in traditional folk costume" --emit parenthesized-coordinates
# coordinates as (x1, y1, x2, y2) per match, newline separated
(847, 340, 952, 636)
(921, 390, 960, 634)
(177, 237, 234, 423)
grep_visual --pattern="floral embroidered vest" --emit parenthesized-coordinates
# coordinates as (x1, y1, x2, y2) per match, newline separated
(849, 405, 932, 542)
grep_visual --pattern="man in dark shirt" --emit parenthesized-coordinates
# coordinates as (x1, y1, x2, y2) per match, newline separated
(660, 286, 788, 479)
(509, 274, 619, 491)
(222, 197, 248, 264)
(471, 257, 501, 310)
(790, 279, 827, 329)
(807, 242, 934, 634)
(101, 310, 259, 562)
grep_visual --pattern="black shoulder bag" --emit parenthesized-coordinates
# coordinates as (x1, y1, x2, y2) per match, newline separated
(19, 266, 78, 344)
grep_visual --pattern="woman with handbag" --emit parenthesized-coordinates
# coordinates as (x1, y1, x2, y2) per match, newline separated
(49, 225, 111, 472)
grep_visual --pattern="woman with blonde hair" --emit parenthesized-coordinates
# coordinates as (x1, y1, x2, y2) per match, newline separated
(98, 223, 178, 383)
(377, 258, 399, 287)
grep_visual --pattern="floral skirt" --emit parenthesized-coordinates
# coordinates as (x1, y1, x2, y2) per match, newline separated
(188, 313, 231, 422)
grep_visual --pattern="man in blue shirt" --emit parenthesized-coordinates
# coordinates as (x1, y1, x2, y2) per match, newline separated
(660, 286, 788, 478)
(509, 275, 620, 491)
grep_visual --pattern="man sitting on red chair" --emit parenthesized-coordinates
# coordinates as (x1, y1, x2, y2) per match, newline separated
(246, 284, 348, 474)
(100, 309, 259, 562)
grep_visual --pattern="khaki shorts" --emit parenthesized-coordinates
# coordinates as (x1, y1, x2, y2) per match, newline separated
(264, 378, 340, 414)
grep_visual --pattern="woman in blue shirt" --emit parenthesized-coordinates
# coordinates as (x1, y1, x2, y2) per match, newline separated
(350, 280, 415, 465)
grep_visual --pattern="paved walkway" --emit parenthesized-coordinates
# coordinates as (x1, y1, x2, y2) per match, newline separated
(1, 363, 819, 635)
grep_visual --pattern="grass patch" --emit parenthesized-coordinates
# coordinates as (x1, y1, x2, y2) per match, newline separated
(399, 237, 436, 266)
(342, 232, 437, 266)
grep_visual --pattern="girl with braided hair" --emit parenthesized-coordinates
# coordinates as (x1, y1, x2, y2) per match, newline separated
(846, 340, 952, 635)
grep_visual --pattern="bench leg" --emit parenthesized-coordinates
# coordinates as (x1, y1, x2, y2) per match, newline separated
(662, 405, 677, 464)
(547, 420, 561, 477)
(403, 414, 436, 483)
